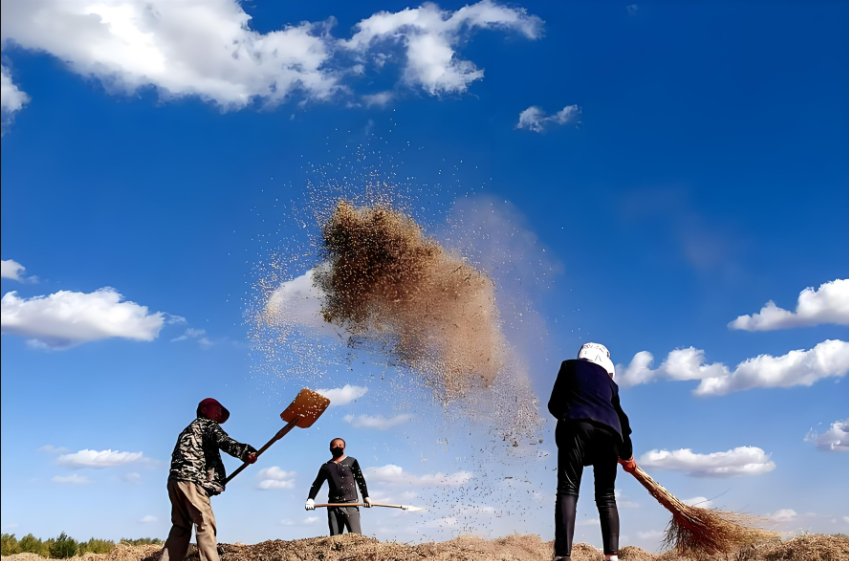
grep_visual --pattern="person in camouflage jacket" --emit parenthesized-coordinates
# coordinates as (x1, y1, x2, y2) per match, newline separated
(162, 398, 257, 561)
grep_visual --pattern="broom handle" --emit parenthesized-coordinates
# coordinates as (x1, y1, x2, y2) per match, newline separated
(225, 418, 300, 484)
(630, 466, 688, 513)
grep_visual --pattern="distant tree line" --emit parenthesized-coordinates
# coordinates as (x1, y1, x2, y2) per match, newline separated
(1, 534, 163, 559)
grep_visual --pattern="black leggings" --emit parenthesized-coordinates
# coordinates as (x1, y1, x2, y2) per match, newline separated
(555, 420, 620, 557)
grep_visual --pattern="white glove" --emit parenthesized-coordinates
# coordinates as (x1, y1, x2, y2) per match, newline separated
(363, 497, 373, 508)
(305, 499, 315, 511)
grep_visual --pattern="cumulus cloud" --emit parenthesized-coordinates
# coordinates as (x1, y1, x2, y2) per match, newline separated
(344, 413, 413, 430)
(1, 288, 167, 350)
(515, 105, 579, 133)
(257, 466, 296, 490)
(1, 259, 28, 281)
(729, 279, 849, 331)
(1, 1, 542, 115)
(57, 449, 147, 469)
(682, 497, 714, 508)
(1, 64, 29, 126)
(316, 384, 368, 406)
(638, 446, 776, 477)
(340, 0, 543, 95)
(139, 515, 158, 523)
(805, 419, 849, 452)
(365, 464, 472, 487)
(52, 474, 93, 485)
(768, 509, 798, 523)
(617, 340, 849, 396)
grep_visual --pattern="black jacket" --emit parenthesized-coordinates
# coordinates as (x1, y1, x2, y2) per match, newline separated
(308, 456, 369, 503)
(548, 359, 633, 459)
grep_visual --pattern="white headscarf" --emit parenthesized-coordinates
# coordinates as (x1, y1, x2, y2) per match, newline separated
(578, 342, 615, 379)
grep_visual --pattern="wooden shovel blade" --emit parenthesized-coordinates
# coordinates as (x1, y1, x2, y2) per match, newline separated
(280, 388, 330, 428)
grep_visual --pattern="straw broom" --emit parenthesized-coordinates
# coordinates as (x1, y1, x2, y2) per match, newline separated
(629, 466, 777, 556)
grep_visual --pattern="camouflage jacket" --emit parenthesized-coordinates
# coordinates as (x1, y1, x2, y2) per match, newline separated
(168, 417, 256, 495)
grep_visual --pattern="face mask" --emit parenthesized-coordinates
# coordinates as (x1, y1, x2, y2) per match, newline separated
(331, 447, 344, 458)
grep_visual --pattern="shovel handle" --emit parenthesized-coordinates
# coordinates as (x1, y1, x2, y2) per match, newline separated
(314, 502, 405, 509)
(225, 417, 300, 484)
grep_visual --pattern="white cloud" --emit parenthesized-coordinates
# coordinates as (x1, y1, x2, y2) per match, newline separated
(1, 288, 167, 350)
(316, 384, 368, 406)
(124, 472, 142, 485)
(57, 449, 147, 469)
(171, 327, 215, 348)
(682, 497, 714, 508)
(344, 413, 413, 430)
(614, 490, 639, 508)
(639, 446, 775, 477)
(1, 259, 28, 281)
(844, 516, 849, 525)
(1, 64, 29, 117)
(0, 0, 341, 111)
(365, 464, 472, 487)
(627, 5, 639, 17)
(281, 516, 319, 526)
(637, 530, 664, 540)
(362, 91, 393, 108)
(52, 474, 93, 485)
(257, 466, 296, 490)
(515, 105, 579, 133)
(341, 0, 543, 95)
(139, 515, 158, 523)
(265, 269, 347, 340)
(805, 419, 849, 452)
(617, 340, 849, 396)
(729, 280, 849, 331)
(38, 445, 69, 454)
(577, 518, 600, 526)
(423, 516, 458, 528)
(768, 509, 798, 523)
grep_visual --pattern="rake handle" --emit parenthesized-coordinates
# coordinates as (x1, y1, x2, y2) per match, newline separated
(225, 417, 300, 484)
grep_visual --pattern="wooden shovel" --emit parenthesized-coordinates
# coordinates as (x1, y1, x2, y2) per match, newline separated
(313, 502, 425, 512)
(225, 388, 330, 483)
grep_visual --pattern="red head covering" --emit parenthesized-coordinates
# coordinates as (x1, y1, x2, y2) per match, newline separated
(197, 398, 230, 424)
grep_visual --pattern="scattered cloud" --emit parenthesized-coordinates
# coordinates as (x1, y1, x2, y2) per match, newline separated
(729, 279, 849, 331)
(265, 269, 347, 340)
(423, 516, 458, 528)
(344, 413, 413, 430)
(805, 419, 849, 452)
(38, 445, 69, 454)
(52, 474, 93, 485)
(316, 384, 368, 406)
(341, 1, 543, 95)
(365, 464, 472, 487)
(577, 518, 600, 526)
(257, 466, 296, 490)
(627, 5, 639, 17)
(768, 509, 798, 523)
(617, 340, 849, 396)
(637, 530, 664, 541)
(1, 288, 167, 350)
(1, 0, 542, 117)
(362, 91, 393, 108)
(171, 328, 215, 349)
(57, 449, 148, 469)
(1, 64, 29, 131)
(139, 515, 158, 524)
(124, 472, 142, 485)
(638, 446, 776, 477)
(281, 516, 319, 526)
(615, 490, 639, 508)
(844, 516, 849, 525)
(515, 105, 579, 133)
(1, 259, 28, 281)
(682, 497, 714, 508)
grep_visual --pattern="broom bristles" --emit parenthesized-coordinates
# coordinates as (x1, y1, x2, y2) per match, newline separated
(631, 467, 778, 556)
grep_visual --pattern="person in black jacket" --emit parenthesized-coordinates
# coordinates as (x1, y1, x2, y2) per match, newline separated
(305, 438, 372, 535)
(548, 343, 637, 561)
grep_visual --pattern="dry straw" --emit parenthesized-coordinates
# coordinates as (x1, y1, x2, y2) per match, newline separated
(631, 466, 778, 556)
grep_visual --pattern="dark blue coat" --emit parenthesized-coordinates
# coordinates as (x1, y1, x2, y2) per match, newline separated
(548, 359, 633, 459)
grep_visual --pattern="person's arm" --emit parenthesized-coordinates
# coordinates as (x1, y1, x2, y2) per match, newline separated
(308, 465, 328, 501)
(351, 459, 370, 502)
(612, 390, 633, 461)
(547, 361, 571, 419)
(210, 423, 257, 462)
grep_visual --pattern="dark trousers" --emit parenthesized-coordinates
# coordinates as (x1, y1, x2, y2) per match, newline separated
(555, 420, 620, 557)
(328, 505, 361, 536)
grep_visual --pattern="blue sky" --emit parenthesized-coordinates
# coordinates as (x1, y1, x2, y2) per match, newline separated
(1, 0, 847, 551)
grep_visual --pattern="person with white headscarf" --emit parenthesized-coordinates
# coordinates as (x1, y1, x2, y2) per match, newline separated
(548, 343, 636, 561)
